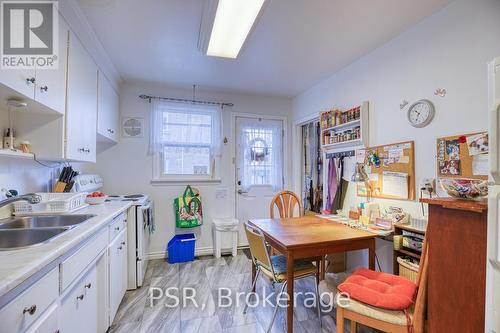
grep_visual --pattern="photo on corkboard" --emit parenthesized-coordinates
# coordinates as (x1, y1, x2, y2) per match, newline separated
(439, 160, 461, 176)
(445, 139, 460, 160)
(466, 133, 488, 156)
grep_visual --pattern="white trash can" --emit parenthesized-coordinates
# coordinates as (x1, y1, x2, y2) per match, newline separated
(213, 218, 239, 258)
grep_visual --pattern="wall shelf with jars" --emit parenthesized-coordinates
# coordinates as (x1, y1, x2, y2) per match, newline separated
(319, 101, 369, 150)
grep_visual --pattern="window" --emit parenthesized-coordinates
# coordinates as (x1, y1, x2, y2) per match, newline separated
(243, 128, 275, 185)
(150, 101, 222, 180)
(237, 117, 283, 191)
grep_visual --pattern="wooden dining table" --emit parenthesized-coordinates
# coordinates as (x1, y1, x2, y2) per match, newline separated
(248, 215, 377, 333)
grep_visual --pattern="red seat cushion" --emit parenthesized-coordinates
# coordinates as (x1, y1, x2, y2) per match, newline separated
(337, 268, 417, 310)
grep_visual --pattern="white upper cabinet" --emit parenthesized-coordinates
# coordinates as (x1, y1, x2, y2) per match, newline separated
(97, 72, 119, 142)
(65, 30, 97, 162)
(0, 67, 36, 101)
(0, 13, 68, 115)
(34, 15, 69, 115)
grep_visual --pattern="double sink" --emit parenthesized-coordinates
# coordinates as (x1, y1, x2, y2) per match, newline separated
(0, 214, 96, 250)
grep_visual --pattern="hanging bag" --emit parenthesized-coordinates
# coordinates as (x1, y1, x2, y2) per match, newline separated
(174, 185, 203, 228)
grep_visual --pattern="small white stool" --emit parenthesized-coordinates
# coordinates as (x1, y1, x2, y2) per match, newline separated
(213, 218, 239, 258)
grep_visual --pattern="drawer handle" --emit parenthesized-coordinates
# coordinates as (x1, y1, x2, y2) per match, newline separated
(121, 241, 126, 246)
(85, 283, 92, 289)
(26, 77, 36, 84)
(115, 227, 120, 231)
(76, 294, 84, 301)
(23, 304, 37, 315)
(40, 85, 48, 92)
(118, 246, 123, 250)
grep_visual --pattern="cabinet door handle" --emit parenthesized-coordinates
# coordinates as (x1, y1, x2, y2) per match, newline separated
(40, 86, 48, 92)
(107, 128, 115, 134)
(121, 241, 126, 246)
(115, 226, 120, 231)
(117, 246, 123, 250)
(76, 294, 84, 301)
(23, 304, 37, 315)
(26, 77, 36, 84)
(84, 283, 92, 289)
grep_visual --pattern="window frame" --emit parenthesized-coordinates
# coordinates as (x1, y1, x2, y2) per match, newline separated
(151, 105, 222, 184)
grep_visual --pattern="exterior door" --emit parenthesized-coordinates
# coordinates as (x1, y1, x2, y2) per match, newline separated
(235, 116, 284, 242)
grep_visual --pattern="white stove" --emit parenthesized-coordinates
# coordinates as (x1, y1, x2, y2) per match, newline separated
(73, 175, 153, 290)
(106, 194, 149, 204)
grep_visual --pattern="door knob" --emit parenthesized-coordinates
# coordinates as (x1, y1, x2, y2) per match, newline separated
(237, 189, 248, 195)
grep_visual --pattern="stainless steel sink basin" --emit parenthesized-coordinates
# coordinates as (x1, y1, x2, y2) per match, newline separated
(0, 228, 69, 250)
(0, 214, 96, 230)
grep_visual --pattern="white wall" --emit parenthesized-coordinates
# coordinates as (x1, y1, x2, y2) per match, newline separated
(0, 107, 56, 217)
(84, 82, 292, 257)
(292, 0, 500, 271)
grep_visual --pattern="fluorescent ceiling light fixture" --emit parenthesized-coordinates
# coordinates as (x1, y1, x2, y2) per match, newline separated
(203, 0, 266, 59)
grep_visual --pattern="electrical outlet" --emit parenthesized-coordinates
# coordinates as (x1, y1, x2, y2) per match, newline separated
(419, 178, 436, 194)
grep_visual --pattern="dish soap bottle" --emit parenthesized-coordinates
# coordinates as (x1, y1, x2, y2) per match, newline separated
(3, 128, 14, 149)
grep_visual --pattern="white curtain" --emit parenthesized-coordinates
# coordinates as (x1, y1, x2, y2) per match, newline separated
(148, 99, 222, 157)
(238, 118, 283, 191)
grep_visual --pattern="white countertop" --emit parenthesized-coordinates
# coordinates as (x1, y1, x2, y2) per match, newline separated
(0, 201, 132, 299)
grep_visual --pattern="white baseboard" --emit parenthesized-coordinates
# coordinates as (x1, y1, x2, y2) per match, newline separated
(147, 246, 248, 260)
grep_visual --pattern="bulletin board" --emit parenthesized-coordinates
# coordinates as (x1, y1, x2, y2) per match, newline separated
(436, 132, 488, 180)
(356, 141, 415, 201)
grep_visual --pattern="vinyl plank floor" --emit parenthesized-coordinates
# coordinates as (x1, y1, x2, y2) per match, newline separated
(111, 252, 379, 333)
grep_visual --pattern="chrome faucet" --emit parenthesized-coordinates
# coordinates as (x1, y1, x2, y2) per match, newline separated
(0, 193, 42, 209)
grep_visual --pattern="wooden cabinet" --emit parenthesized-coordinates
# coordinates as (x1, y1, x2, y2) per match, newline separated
(60, 263, 98, 333)
(108, 229, 127, 322)
(421, 198, 487, 333)
(97, 72, 119, 142)
(65, 30, 98, 162)
(0, 13, 69, 115)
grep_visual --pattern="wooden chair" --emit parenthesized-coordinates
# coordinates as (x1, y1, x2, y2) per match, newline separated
(336, 240, 429, 333)
(269, 190, 303, 218)
(243, 222, 321, 332)
(269, 191, 325, 278)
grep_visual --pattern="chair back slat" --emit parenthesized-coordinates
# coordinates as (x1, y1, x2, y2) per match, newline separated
(413, 238, 429, 333)
(244, 222, 273, 271)
(270, 191, 302, 218)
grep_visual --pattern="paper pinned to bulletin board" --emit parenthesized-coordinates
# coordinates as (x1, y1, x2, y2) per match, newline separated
(436, 132, 488, 180)
(356, 141, 415, 200)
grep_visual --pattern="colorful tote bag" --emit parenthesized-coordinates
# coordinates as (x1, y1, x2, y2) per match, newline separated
(174, 185, 203, 228)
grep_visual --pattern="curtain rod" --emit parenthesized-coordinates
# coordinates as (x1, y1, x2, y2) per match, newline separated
(139, 94, 234, 108)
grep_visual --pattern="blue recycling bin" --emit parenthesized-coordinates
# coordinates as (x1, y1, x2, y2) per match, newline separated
(167, 233, 196, 264)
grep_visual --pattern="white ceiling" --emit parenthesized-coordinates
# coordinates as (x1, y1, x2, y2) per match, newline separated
(77, 0, 452, 97)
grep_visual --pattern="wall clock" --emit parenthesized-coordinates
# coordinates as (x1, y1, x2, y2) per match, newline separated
(407, 99, 435, 128)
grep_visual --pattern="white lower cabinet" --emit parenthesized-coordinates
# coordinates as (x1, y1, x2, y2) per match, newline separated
(0, 211, 130, 333)
(59, 262, 98, 333)
(0, 268, 58, 333)
(109, 229, 127, 322)
(24, 304, 58, 333)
